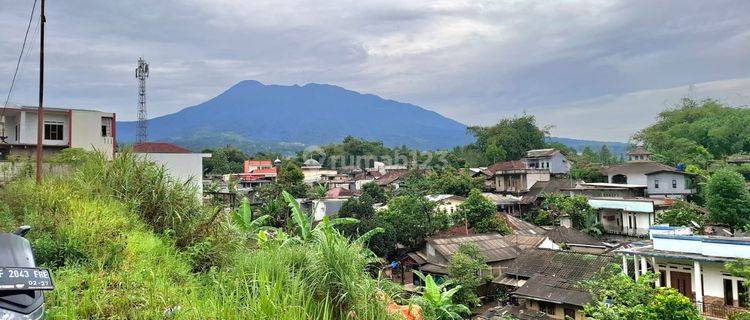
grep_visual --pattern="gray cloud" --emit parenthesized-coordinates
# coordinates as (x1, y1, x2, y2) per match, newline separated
(1, 0, 749, 141)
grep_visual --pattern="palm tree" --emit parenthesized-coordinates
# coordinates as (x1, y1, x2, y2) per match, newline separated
(412, 271, 471, 320)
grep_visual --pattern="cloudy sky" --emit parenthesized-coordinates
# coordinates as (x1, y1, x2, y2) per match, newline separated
(1, 0, 749, 141)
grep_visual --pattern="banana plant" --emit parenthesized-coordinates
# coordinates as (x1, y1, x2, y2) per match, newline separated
(281, 190, 362, 241)
(232, 197, 273, 233)
(412, 271, 471, 320)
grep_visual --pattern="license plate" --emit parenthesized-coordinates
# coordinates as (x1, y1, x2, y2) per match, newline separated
(0, 267, 54, 291)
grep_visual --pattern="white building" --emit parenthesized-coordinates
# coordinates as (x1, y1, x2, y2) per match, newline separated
(425, 194, 466, 215)
(132, 142, 211, 198)
(589, 197, 675, 237)
(0, 105, 116, 159)
(300, 159, 337, 183)
(522, 149, 571, 174)
(619, 226, 750, 318)
(602, 147, 696, 199)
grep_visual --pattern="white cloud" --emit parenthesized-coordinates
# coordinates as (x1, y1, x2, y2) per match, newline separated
(0, 0, 749, 142)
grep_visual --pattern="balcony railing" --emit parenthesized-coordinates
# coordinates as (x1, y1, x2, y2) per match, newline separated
(695, 301, 747, 319)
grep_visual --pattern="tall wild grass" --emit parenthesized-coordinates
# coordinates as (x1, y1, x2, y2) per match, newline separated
(0, 151, 398, 319)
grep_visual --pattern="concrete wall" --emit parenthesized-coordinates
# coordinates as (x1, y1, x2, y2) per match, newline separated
(70, 110, 114, 157)
(608, 173, 647, 185)
(20, 111, 69, 146)
(646, 172, 694, 197)
(136, 153, 209, 197)
(0, 161, 71, 183)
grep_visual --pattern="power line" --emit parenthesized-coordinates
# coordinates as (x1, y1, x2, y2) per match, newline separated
(1, 0, 39, 140)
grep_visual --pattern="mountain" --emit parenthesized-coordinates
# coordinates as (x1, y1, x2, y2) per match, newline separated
(117, 80, 473, 151)
(547, 137, 629, 156)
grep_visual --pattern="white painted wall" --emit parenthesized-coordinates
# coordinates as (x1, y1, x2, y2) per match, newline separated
(646, 172, 694, 197)
(136, 153, 210, 198)
(70, 110, 114, 157)
(20, 111, 69, 146)
(653, 235, 750, 259)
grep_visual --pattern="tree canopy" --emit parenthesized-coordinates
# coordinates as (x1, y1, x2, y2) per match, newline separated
(634, 98, 750, 167)
(583, 265, 701, 320)
(449, 115, 547, 167)
(705, 168, 750, 231)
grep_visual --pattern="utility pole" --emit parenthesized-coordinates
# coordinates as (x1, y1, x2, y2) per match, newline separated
(35, 0, 45, 184)
(135, 57, 149, 144)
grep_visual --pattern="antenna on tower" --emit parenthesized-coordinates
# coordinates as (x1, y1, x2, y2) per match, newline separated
(135, 57, 149, 143)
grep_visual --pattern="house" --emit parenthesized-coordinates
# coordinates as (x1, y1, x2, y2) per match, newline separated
(494, 248, 617, 320)
(325, 187, 354, 199)
(488, 160, 547, 195)
(300, 159, 337, 183)
(132, 142, 211, 197)
(486, 160, 575, 214)
(425, 194, 465, 215)
(320, 173, 356, 190)
(483, 193, 522, 215)
(0, 104, 116, 159)
(244, 159, 273, 173)
(403, 233, 559, 287)
(308, 198, 347, 221)
(375, 169, 409, 189)
(498, 212, 547, 236)
(562, 182, 646, 198)
(522, 149, 571, 175)
(601, 147, 696, 199)
(235, 161, 278, 190)
(590, 197, 675, 237)
(405, 234, 525, 282)
(544, 226, 608, 254)
(618, 226, 750, 319)
(645, 169, 697, 199)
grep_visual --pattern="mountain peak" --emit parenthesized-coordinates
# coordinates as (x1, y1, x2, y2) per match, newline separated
(117, 81, 473, 150)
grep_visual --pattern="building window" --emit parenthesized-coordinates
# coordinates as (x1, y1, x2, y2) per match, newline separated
(44, 121, 64, 140)
(14, 125, 18, 142)
(672, 179, 677, 189)
(654, 179, 660, 189)
(101, 117, 113, 137)
(538, 301, 556, 315)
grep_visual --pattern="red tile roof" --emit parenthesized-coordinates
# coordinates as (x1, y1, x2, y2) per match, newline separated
(251, 167, 277, 175)
(326, 187, 354, 199)
(133, 142, 191, 154)
(245, 160, 272, 166)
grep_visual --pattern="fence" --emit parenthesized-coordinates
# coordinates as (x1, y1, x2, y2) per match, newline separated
(0, 161, 71, 183)
(696, 301, 747, 319)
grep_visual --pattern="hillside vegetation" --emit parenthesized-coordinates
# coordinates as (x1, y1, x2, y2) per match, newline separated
(0, 152, 400, 319)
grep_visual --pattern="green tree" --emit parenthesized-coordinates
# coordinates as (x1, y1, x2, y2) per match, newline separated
(447, 243, 491, 307)
(633, 98, 750, 167)
(655, 201, 705, 229)
(361, 182, 388, 204)
(456, 189, 503, 233)
(705, 169, 750, 231)
(277, 160, 307, 198)
(202, 146, 248, 174)
(539, 194, 598, 231)
(381, 195, 446, 249)
(464, 115, 547, 165)
(584, 265, 701, 320)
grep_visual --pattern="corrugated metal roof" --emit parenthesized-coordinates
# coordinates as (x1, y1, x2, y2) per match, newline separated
(513, 274, 593, 307)
(429, 234, 522, 263)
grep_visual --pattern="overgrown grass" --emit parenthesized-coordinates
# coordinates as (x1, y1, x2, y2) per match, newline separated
(0, 152, 397, 319)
